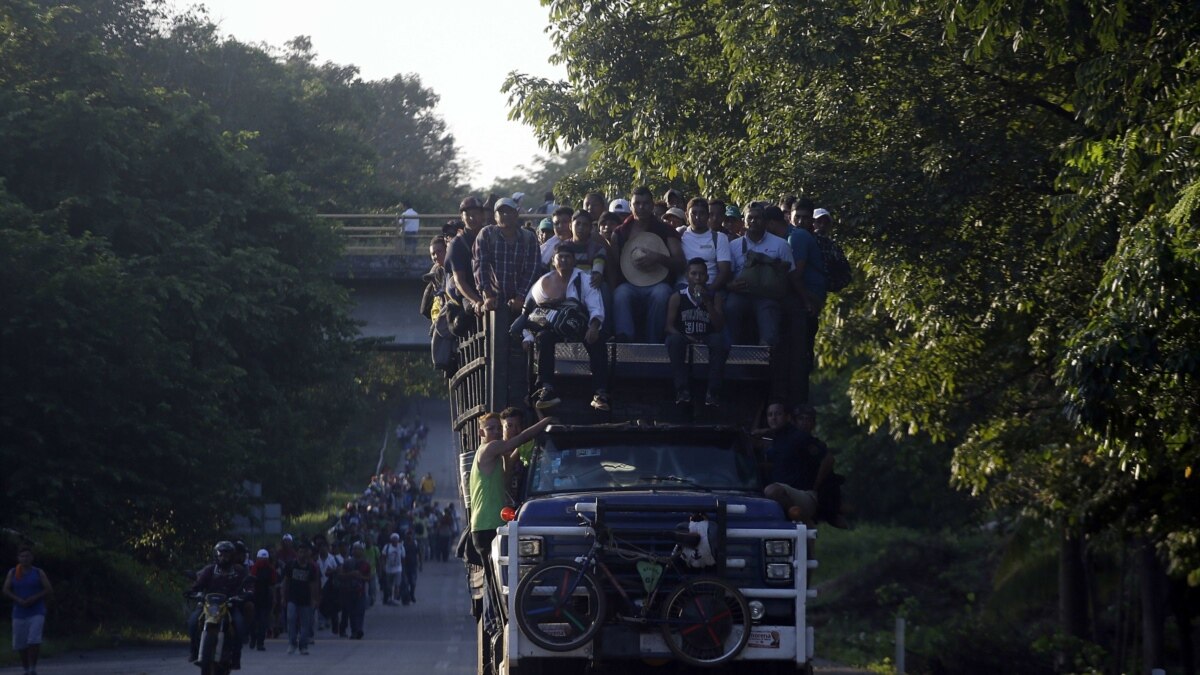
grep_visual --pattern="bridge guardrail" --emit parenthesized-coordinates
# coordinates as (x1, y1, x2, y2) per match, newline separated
(319, 213, 551, 256)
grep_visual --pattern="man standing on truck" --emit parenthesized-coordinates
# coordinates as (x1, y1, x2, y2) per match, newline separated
(445, 196, 489, 326)
(470, 412, 555, 616)
(759, 403, 833, 525)
(474, 198, 541, 315)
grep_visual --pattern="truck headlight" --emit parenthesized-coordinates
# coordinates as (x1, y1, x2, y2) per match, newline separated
(518, 537, 543, 557)
(764, 539, 792, 557)
(766, 563, 793, 580)
(748, 600, 766, 622)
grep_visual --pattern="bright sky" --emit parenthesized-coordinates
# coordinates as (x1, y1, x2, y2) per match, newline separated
(171, 0, 566, 185)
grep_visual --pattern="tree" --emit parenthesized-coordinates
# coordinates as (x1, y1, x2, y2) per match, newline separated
(503, 0, 1200, 666)
(0, 0, 361, 559)
(142, 13, 469, 212)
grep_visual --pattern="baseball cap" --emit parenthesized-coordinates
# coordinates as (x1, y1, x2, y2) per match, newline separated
(495, 197, 520, 212)
(459, 196, 484, 211)
(813, 208, 830, 219)
(664, 207, 686, 221)
(511, 192, 525, 204)
(282, 533, 294, 541)
(390, 532, 400, 541)
(537, 218, 554, 231)
(257, 549, 270, 559)
(608, 198, 631, 214)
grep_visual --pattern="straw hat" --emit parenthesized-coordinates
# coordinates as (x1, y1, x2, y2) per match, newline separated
(619, 231, 670, 286)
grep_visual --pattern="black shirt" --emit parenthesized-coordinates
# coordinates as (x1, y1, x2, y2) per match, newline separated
(446, 228, 479, 301)
(764, 424, 826, 491)
(283, 560, 320, 606)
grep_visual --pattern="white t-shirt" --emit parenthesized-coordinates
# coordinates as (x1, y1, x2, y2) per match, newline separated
(540, 235, 561, 266)
(729, 232, 795, 275)
(402, 208, 420, 234)
(678, 228, 731, 284)
(318, 553, 343, 583)
(382, 542, 405, 574)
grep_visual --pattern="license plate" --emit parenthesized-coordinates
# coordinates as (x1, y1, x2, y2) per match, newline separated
(747, 629, 781, 648)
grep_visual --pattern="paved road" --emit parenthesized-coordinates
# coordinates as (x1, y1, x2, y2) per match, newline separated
(33, 398, 866, 675)
(39, 557, 477, 674)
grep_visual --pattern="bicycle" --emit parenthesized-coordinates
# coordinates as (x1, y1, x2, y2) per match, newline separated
(513, 513, 751, 667)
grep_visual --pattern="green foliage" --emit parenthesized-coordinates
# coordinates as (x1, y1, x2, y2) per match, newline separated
(0, 0, 380, 562)
(143, 11, 469, 212)
(0, 528, 185, 638)
(479, 142, 596, 209)
(506, 0, 1200, 588)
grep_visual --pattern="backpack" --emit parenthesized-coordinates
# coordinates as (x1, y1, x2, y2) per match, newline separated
(815, 234, 851, 292)
(525, 274, 589, 341)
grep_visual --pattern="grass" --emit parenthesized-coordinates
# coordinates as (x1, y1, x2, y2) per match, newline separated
(808, 523, 1021, 674)
(281, 490, 357, 539)
(0, 620, 186, 667)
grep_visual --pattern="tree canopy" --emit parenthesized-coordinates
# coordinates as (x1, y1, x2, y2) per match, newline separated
(504, 0, 1200, 583)
(0, 0, 467, 560)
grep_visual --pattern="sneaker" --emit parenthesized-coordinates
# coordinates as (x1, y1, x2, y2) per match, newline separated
(704, 392, 719, 408)
(300, 648, 309, 656)
(534, 386, 560, 409)
(675, 389, 691, 405)
(256, 645, 266, 651)
(287, 646, 296, 655)
(590, 391, 610, 411)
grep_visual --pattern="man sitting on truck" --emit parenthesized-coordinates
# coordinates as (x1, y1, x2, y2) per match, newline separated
(665, 258, 730, 407)
(759, 402, 833, 525)
(512, 242, 611, 412)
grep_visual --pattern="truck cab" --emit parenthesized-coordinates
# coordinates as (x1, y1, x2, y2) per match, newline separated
(449, 311, 817, 675)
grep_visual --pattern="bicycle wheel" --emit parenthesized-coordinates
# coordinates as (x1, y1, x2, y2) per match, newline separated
(514, 561, 606, 652)
(660, 576, 751, 666)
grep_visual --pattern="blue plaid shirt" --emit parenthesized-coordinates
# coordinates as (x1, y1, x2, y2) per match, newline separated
(473, 225, 540, 303)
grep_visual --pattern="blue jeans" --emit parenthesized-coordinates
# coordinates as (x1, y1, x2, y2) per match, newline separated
(665, 332, 731, 396)
(535, 329, 609, 393)
(286, 603, 314, 649)
(724, 292, 782, 346)
(613, 282, 672, 342)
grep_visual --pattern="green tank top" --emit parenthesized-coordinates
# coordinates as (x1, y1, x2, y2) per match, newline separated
(470, 446, 507, 532)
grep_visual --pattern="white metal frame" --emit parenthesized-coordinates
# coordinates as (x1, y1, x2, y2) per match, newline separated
(492, 501, 817, 673)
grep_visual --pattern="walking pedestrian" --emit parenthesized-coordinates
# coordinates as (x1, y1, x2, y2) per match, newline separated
(4, 545, 52, 675)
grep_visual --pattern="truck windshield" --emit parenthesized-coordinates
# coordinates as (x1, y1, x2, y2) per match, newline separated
(526, 440, 761, 495)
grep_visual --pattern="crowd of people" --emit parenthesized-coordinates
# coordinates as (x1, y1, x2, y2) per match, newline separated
(421, 187, 850, 412)
(184, 417, 461, 663)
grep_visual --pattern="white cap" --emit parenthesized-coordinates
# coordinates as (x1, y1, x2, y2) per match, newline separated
(282, 533, 293, 541)
(664, 207, 686, 221)
(813, 208, 830, 219)
(495, 197, 520, 212)
(256, 549, 270, 559)
(511, 192, 525, 203)
(390, 532, 400, 541)
(608, 198, 631, 214)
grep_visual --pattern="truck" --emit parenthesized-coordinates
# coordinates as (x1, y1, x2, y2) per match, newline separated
(449, 310, 817, 675)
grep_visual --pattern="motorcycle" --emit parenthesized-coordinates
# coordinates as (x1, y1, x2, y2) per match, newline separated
(187, 591, 242, 675)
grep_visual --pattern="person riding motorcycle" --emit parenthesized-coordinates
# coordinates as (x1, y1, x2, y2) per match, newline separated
(187, 541, 254, 669)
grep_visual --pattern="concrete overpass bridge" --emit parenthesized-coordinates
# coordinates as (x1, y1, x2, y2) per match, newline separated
(327, 212, 547, 351)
